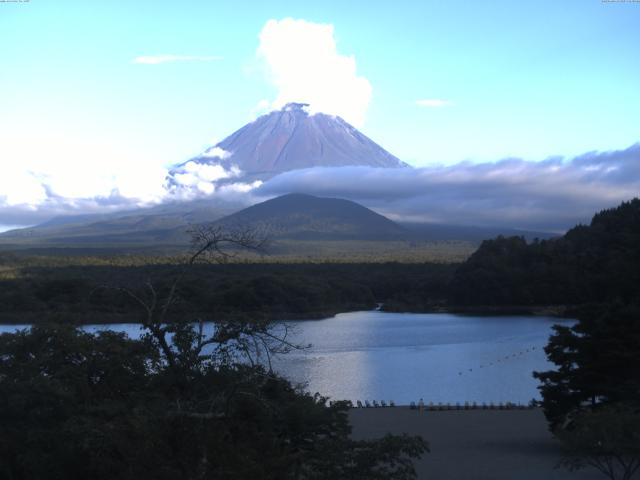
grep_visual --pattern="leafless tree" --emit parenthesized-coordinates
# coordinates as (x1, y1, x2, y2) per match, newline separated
(96, 223, 302, 370)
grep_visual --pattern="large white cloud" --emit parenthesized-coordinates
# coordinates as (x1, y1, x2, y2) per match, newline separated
(257, 18, 372, 127)
(0, 129, 264, 227)
(0, 132, 169, 205)
(0, 167, 48, 207)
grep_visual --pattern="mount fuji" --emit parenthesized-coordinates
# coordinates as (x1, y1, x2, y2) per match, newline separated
(1, 104, 411, 248)
(168, 102, 407, 186)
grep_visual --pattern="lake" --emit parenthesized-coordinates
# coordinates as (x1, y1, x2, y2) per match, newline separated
(0, 311, 570, 405)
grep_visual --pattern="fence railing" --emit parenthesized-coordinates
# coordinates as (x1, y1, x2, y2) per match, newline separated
(332, 400, 537, 410)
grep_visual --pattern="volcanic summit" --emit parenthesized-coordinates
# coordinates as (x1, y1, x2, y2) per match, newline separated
(173, 103, 407, 182)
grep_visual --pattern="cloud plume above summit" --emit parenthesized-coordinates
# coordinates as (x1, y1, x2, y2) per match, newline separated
(256, 18, 372, 127)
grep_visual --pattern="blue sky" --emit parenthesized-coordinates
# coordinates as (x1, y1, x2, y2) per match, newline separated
(0, 0, 639, 228)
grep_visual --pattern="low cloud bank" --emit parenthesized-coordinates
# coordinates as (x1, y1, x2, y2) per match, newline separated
(1, 143, 638, 232)
(256, 143, 640, 232)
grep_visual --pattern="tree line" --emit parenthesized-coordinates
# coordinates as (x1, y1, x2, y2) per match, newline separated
(0, 261, 455, 324)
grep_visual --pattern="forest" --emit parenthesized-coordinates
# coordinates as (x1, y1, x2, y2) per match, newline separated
(0, 260, 455, 325)
(450, 198, 640, 308)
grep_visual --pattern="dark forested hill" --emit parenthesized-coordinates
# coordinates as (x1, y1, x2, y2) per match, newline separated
(450, 198, 640, 306)
(214, 193, 407, 240)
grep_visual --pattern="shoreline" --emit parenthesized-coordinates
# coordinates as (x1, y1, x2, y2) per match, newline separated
(382, 304, 575, 317)
(0, 304, 574, 326)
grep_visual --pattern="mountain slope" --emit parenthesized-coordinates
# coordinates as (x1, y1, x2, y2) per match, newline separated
(214, 193, 406, 240)
(174, 103, 407, 182)
(0, 200, 240, 247)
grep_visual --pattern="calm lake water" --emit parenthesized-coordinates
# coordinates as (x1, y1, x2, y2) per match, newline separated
(0, 311, 570, 404)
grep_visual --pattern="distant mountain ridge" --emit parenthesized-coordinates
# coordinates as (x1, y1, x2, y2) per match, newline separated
(0, 200, 239, 247)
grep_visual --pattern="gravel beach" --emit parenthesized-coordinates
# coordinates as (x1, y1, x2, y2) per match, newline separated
(349, 407, 606, 480)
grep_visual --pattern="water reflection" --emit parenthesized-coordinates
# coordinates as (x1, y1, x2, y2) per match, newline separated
(0, 311, 571, 404)
(272, 311, 570, 404)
